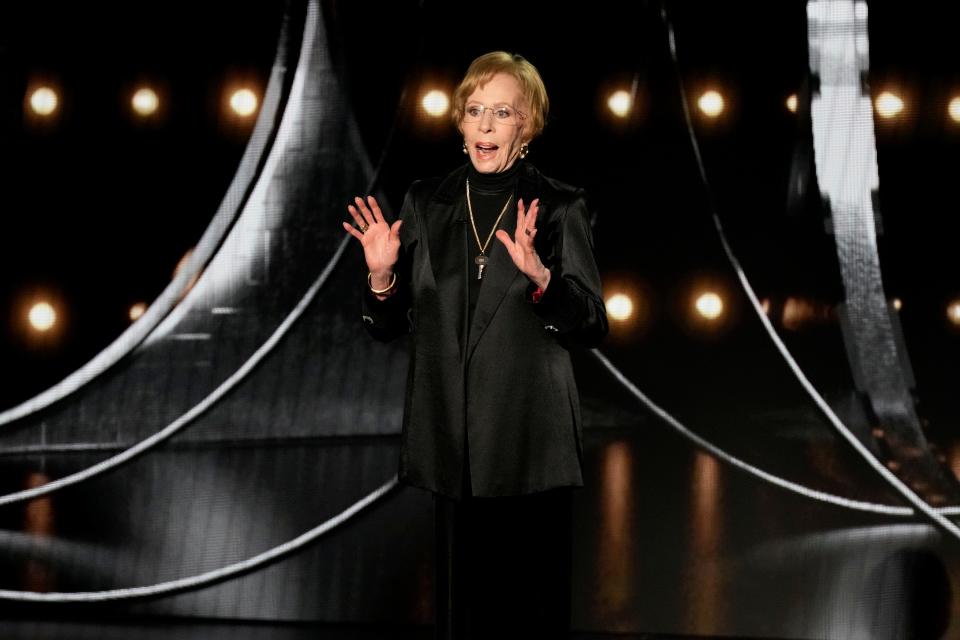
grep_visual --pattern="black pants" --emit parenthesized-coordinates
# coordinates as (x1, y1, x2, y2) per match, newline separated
(434, 488, 573, 639)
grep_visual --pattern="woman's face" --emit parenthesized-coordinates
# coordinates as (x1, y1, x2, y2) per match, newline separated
(461, 73, 529, 174)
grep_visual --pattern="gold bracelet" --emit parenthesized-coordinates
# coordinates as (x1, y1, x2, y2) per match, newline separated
(368, 272, 397, 295)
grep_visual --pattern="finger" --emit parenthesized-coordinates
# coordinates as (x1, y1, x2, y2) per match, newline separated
(347, 204, 367, 228)
(523, 227, 539, 251)
(342, 221, 364, 241)
(495, 229, 514, 253)
(515, 198, 525, 236)
(390, 219, 403, 240)
(524, 198, 540, 234)
(367, 195, 383, 224)
(353, 196, 375, 227)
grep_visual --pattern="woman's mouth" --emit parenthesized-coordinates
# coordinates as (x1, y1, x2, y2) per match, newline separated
(475, 143, 499, 159)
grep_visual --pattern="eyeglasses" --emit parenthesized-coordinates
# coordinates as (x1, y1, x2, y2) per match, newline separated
(462, 103, 526, 126)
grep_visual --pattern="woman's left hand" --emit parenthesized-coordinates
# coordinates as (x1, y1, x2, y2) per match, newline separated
(495, 198, 550, 290)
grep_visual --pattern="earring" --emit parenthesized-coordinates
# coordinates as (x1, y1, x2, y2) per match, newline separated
(462, 142, 468, 155)
(519, 143, 529, 159)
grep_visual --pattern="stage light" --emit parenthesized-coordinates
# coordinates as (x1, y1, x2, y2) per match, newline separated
(30, 87, 58, 116)
(421, 90, 449, 117)
(760, 298, 771, 315)
(697, 90, 724, 118)
(229, 88, 258, 117)
(949, 96, 960, 123)
(947, 300, 960, 326)
(607, 90, 632, 118)
(131, 87, 159, 116)
(695, 292, 723, 320)
(892, 298, 902, 311)
(786, 94, 798, 113)
(129, 302, 147, 321)
(605, 293, 634, 321)
(874, 91, 903, 119)
(28, 302, 57, 332)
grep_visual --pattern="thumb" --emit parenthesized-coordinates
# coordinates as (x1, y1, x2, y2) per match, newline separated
(495, 229, 512, 248)
(390, 219, 403, 238)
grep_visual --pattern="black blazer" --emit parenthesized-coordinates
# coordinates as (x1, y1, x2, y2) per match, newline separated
(361, 162, 608, 498)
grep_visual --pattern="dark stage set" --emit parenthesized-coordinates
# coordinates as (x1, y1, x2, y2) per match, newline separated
(3, 1, 960, 638)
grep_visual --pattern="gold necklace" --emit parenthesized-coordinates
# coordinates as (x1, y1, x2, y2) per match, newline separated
(466, 179, 513, 280)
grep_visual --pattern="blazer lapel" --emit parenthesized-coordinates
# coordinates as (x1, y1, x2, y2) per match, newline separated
(424, 165, 469, 359)
(465, 163, 546, 362)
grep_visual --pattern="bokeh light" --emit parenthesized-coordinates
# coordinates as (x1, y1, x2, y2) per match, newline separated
(698, 90, 725, 118)
(29, 87, 58, 116)
(695, 292, 724, 320)
(606, 293, 634, 321)
(229, 88, 259, 117)
(607, 90, 632, 118)
(129, 302, 148, 321)
(875, 91, 904, 119)
(421, 90, 450, 117)
(28, 302, 57, 332)
(131, 87, 159, 116)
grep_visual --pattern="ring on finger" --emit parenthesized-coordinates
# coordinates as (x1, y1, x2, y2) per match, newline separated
(359, 223, 369, 233)
(524, 228, 532, 236)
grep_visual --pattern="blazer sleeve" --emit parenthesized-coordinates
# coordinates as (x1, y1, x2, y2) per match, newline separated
(360, 183, 419, 342)
(524, 188, 608, 347)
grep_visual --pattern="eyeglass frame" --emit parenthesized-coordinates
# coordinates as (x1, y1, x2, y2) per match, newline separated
(461, 102, 527, 126)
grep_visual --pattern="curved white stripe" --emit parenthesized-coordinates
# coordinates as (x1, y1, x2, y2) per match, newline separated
(660, 3, 960, 536)
(0, 477, 398, 602)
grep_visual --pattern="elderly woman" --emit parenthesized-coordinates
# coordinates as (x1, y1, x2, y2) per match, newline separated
(344, 51, 607, 637)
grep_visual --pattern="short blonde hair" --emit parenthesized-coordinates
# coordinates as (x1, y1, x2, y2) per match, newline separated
(452, 51, 549, 141)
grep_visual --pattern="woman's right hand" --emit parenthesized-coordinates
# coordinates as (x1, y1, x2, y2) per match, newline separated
(343, 195, 403, 288)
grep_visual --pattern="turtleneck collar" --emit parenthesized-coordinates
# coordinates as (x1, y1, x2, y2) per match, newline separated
(466, 159, 524, 195)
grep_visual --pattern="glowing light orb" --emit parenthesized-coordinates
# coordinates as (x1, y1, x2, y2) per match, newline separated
(698, 90, 725, 118)
(605, 293, 634, 321)
(421, 90, 450, 117)
(132, 88, 159, 116)
(30, 87, 58, 116)
(695, 292, 723, 320)
(29, 302, 57, 332)
(229, 89, 258, 117)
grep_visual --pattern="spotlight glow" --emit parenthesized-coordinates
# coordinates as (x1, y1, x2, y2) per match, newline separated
(695, 292, 723, 320)
(892, 298, 902, 311)
(30, 87, 58, 116)
(605, 293, 634, 321)
(229, 88, 258, 117)
(131, 87, 159, 116)
(129, 302, 147, 321)
(949, 96, 960, 123)
(28, 302, 57, 332)
(698, 90, 725, 118)
(786, 94, 798, 113)
(421, 90, 449, 117)
(607, 90, 632, 118)
(875, 91, 904, 119)
(948, 300, 960, 326)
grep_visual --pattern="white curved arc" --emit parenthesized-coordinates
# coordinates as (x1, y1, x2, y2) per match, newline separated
(0, 236, 350, 508)
(592, 350, 913, 517)
(660, 3, 960, 537)
(0, 8, 297, 428)
(0, 477, 398, 602)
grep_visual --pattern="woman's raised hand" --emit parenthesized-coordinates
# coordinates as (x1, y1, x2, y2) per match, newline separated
(343, 195, 403, 285)
(495, 198, 551, 290)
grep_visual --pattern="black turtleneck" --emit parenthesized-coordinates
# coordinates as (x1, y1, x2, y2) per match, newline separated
(465, 160, 523, 328)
